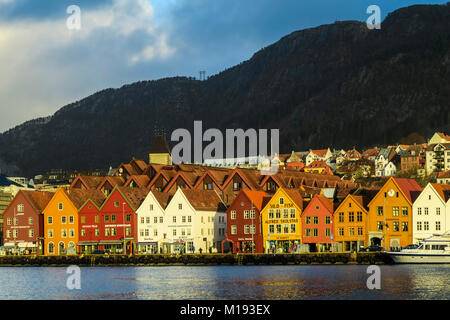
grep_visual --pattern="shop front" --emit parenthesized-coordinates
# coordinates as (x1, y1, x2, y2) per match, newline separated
(266, 239, 301, 253)
(137, 242, 159, 254)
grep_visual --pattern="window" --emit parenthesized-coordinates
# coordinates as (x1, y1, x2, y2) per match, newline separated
(275, 209, 281, 219)
(357, 212, 363, 222)
(140, 217, 145, 224)
(126, 214, 131, 223)
(95, 215, 100, 223)
(61, 216, 67, 224)
(282, 209, 288, 219)
(149, 204, 153, 211)
(181, 228, 185, 236)
(126, 227, 131, 236)
(393, 207, 399, 217)
(268, 209, 274, 220)
(290, 209, 296, 219)
(417, 208, 422, 215)
(173, 229, 177, 236)
(313, 229, 318, 237)
(338, 228, 344, 236)
(424, 208, 429, 215)
(69, 229, 75, 238)
(402, 222, 408, 232)
(269, 225, 274, 234)
(276, 224, 282, 234)
(349, 227, 354, 236)
(290, 224, 296, 234)
(114, 201, 119, 207)
(104, 215, 109, 223)
(244, 210, 249, 219)
(48, 229, 54, 238)
(279, 198, 284, 205)
(250, 210, 256, 219)
(153, 229, 158, 236)
(436, 221, 441, 231)
(436, 208, 440, 216)
(313, 216, 319, 224)
(325, 216, 331, 225)
(231, 210, 236, 220)
(377, 222, 383, 231)
(7, 218, 11, 225)
(95, 229, 100, 236)
(111, 215, 116, 223)
(17, 204, 24, 212)
(393, 222, 399, 232)
(173, 216, 177, 223)
(424, 221, 429, 231)
(13, 230, 18, 238)
(58, 203, 63, 211)
(338, 212, 344, 223)
(305, 228, 311, 237)
(417, 221, 422, 231)
(357, 227, 363, 236)
(283, 224, 289, 234)
(28, 217, 33, 225)
(182, 216, 186, 223)
(48, 242, 54, 254)
(305, 216, 311, 225)
(377, 207, 383, 216)
(348, 212, 354, 222)
(111, 228, 116, 236)
(160, 217, 164, 223)
(325, 228, 331, 237)
(402, 207, 408, 216)
(69, 216, 74, 224)
(105, 228, 111, 237)
(61, 229, 67, 238)
(244, 225, 250, 234)
(81, 229, 86, 237)
(178, 204, 182, 210)
(14, 217, 18, 225)
(48, 216, 53, 224)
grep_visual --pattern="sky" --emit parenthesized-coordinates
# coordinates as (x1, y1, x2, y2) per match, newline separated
(0, 0, 447, 132)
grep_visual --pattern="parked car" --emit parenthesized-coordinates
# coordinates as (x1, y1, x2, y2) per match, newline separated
(361, 245, 383, 252)
(92, 249, 106, 255)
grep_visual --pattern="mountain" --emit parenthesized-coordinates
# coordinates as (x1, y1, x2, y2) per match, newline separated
(1, 3, 450, 177)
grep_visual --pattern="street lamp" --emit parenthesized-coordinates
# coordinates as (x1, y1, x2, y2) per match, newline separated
(122, 202, 126, 255)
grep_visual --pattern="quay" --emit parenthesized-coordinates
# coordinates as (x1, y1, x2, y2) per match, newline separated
(0, 252, 393, 266)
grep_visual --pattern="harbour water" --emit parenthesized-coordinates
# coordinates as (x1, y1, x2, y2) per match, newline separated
(0, 265, 448, 300)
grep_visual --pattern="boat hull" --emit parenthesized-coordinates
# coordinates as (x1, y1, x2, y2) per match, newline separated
(388, 252, 450, 264)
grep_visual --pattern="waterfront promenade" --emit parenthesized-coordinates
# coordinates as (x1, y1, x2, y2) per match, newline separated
(0, 252, 392, 266)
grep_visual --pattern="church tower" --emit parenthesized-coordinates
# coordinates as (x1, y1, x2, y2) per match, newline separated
(149, 135, 172, 165)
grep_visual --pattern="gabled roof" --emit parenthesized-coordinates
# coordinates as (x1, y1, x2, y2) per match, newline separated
(180, 189, 227, 212)
(151, 191, 172, 210)
(70, 175, 104, 189)
(242, 190, 270, 211)
(96, 176, 126, 190)
(305, 160, 330, 169)
(65, 189, 106, 209)
(282, 188, 304, 210)
(431, 183, 450, 203)
(392, 177, 423, 204)
(0, 174, 23, 187)
(309, 149, 329, 158)
(125, 175, 151, 188)
(21, 190, 55, 212)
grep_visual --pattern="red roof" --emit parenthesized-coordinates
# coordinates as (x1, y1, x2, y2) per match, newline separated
(242, 190, 270, 211)
(392, 177, 423, 204)
(310, 149, 328, 158)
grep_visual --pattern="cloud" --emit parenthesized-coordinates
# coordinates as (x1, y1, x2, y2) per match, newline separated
(0, 0, 176, 132)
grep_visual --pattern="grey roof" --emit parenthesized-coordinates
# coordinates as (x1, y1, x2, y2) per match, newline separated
(150, 135, 171, 154)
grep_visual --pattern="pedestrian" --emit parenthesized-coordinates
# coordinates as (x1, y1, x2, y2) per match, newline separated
(199, 248, 203, 254)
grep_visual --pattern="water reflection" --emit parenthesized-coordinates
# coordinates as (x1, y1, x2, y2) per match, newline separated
(0, 265, 448, 300)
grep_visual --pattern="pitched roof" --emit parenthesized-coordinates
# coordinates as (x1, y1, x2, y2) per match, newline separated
(392, 177, 423, 204)
(283, 188, 304, 210)
(437, 132, 450, 141)
(437, 171, 450, 179)
(21, 190, 54, 212)
(116, 186, 149, 211)
(431, 183, 450, 203)
(310, 149, 329, 158)
(151, 191, 172, 209)
(181, 189, 227, 211)
(242, 190, 270, 211)
(149, 135, 171, 154)
(0, 174, 23, 187)
(65, 189, 106, 209)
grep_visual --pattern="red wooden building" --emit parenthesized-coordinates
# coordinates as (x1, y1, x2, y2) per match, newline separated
(301, 194, 335, 252)
(225, 190, 269, 253)
(2, 190, 54, 254)
(78, 186, 148, 254)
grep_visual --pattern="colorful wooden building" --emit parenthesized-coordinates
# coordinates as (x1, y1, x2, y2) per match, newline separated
(3, 190, 54, 254)
(78, 186, 148, 254)
(225, 190, 269, 253)
(301, 194, 334, 252)
(367, 177, 422, 250)
(333, 194, 371, 252)
(261, 188, 303, 253)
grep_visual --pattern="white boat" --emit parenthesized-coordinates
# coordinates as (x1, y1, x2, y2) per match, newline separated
(387, 232, 450, 264)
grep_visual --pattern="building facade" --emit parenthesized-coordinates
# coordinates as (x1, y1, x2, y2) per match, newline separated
(226, 190, 268, 253)
(261, 188, 303, 253)
(301, 194, 334, 252)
